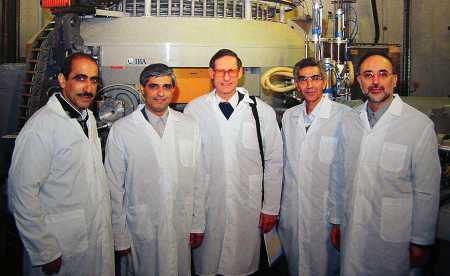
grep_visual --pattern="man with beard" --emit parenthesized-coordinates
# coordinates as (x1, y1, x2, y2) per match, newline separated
(105, 63, 206, 276)
(278, 58, 349, 276)
(8, 53, 114, 275)
(329, 53, 441, 275)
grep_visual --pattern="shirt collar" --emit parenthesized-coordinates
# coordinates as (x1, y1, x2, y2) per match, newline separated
(302, 96, 324, 121)
(215, 90, 239, 109)
(144, 107, 169, 124)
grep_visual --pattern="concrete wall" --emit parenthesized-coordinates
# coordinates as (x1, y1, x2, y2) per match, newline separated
(410, 0, 450, 97)
(355, 0, 403, 44)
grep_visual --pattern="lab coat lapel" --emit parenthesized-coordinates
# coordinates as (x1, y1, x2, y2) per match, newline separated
(358, 102, 372, 131)
(307, 96, 332, 135)
(160, 109, 178, 205)
(48, 95, 88, 140)
(206, 90, 230, 124)
(292, 103, 306, 137)
(134, 107, 164, 167)
(49, 95, 103, 203)
(371, 95, 403, 131)
(287, 105, 308, 183)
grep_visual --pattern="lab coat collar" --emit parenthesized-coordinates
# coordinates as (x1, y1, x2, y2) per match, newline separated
(358, 94, 403, 129)
(290, 95, 331, 119)
(48, 94, 89, 120)
(206, 87, 254, 105)
(359, 94, 403, 118)
(135, 104, 181, 124)
(385, 94, 403, 117)
(47, 94, 93, 139)
(167, 107, 182, 122)
(318, 96, 332, 119)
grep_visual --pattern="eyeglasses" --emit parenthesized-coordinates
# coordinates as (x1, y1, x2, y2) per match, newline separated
(360, 70, 394, 80)
(213, 68, 240, 78)
(297, 75, 323, 83)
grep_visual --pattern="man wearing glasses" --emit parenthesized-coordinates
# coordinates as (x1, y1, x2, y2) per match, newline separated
(329, 53, 441, 275)
(105, 63, 207, 275)
(185, 49, 283, 276)
(278, 58, 349, 276)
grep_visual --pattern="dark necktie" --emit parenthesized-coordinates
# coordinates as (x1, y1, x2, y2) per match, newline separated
(219, 102, 234, 120)
(77, 115, 89, 138)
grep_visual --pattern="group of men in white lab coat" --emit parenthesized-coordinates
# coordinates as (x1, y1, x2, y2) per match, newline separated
(279, 54, 441, 276)
(7, 49, 441, 276)
(8, 49, 283, 276)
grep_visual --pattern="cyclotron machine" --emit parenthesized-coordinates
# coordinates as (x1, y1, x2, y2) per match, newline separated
(22, 0, 359, 130)
(20, 0, 305, 130)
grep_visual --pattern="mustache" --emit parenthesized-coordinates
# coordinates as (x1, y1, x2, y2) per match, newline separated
(77, 92, 94, 98)
(368, 85, 384, 91)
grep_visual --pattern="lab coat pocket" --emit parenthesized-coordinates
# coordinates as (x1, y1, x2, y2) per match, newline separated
(178, 139, 194, 167)
(243, 122, 259, 150)
(249, 174, 263, 209)
(380, 197, 412, 242)
(380, 142, 407, 173)
(319, 136, 337, 164)
(128, 205, 153, 241)
(45, 209, 88, 257)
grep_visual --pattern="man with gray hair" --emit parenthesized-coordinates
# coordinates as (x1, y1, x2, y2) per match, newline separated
(185, 49, 283, 276)
(279, 57, 349, 276)
(105, 63, 207, 275)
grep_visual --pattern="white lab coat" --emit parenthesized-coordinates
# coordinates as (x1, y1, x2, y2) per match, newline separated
(329, 95, 441, 276)
(104, 107, 206, 276)
(184, 88, 283, 275)
(279, 96, 349, 276)
(8, 94, 114, 276)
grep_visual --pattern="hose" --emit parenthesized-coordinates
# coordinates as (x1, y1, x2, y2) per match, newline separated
(370, 0, 380, 44)
(260, 67, 296, 93)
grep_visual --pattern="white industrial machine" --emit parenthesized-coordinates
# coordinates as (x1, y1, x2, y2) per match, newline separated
(20, 0, 308, 130)
(20, 0, 365, 130)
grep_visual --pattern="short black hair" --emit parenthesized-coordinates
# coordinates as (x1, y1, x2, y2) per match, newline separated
(357, 52, 396, 74)
(209, 49, 242, 69)
(293, 57, 322, 82)
(61, 53, 98, 79)
(139, 63, 176, 86)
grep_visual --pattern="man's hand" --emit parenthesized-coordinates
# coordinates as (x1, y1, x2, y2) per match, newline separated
(259, 213, 278, 233)
(41, 256, 62, 275)
(410, 243, 431, 267)
(189, 233, 205, 248)
(330, 224, 340, 251)
(116, 248, 131, 257)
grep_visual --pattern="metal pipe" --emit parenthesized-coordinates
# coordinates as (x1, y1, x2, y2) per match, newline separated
(401, 0, 411, 96)
(370, 0, 380, 44)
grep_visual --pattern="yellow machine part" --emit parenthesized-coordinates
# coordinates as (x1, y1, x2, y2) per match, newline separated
(172, 68, 213, 103)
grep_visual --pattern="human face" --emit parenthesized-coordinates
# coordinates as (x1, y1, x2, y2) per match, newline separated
(58, 57, 99, 111)
(209, 55, 243, 100)
(142, 75, 175, 116)
(357, 55, 397, 110)
(296, 66, 326, 111)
